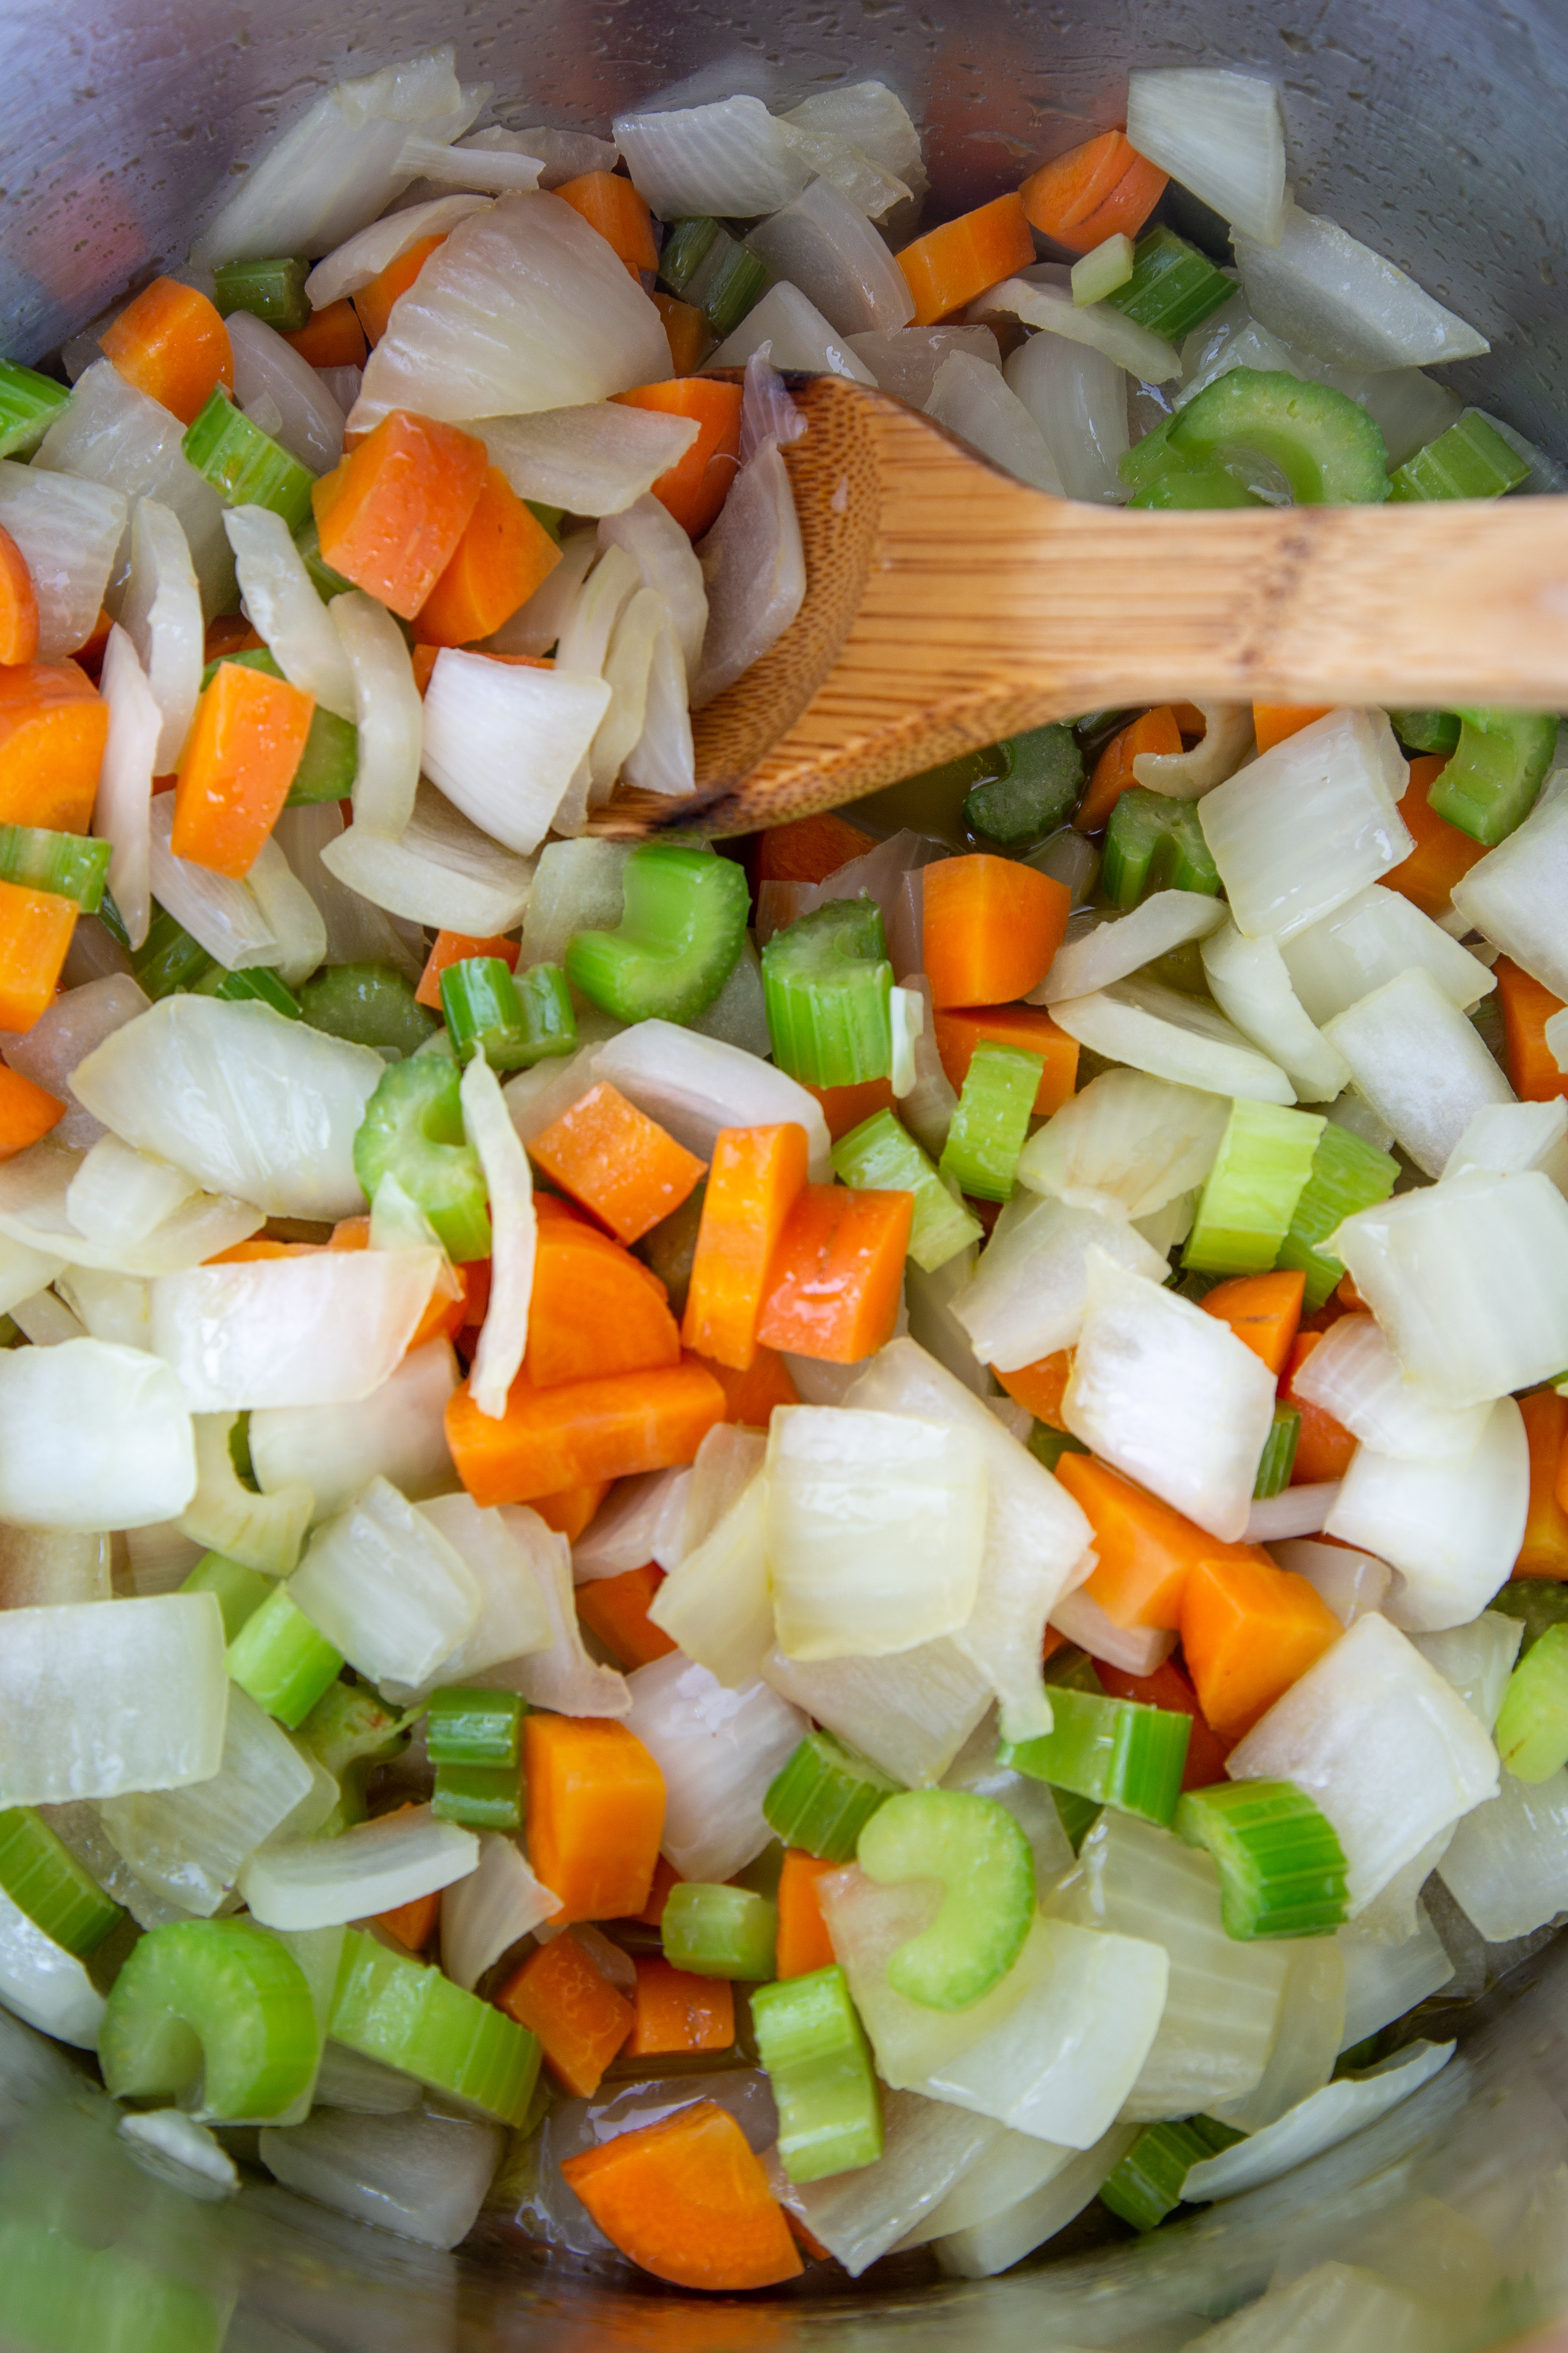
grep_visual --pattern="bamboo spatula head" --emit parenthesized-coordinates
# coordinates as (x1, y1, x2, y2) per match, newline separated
(590, 372, 1568, 842)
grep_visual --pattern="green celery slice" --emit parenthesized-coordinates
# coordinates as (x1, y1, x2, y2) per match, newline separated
(1029, 1422, 1090, 1473)
(1184, 1100, 1326, 1277)
(1002, 1689, 1191, 1828)
(195, 963, 302, 1020)
(657, 216, 721, 297)
(567, 842, 749, 1024)
(1428, 709, 1559, 847)
(662, 1884, 778, 1979)
(130, 903, 215, 1000)
(439, 956, 533, 1067)
(1101, 785, 1220, 903)
(299, 960, 439, 1056)
(179, 1550, 273, 1644)
(751, 1963, 884, 2183)
(763, 1728, 905, 1863)
(1165, 367, 1391, 505)
(761, 895, 893, 1087)
(1494, 1623, 1568, 1783)
(832, 1107, 982, 1272)
(688, 229, 772, 335)
(183, 387, 316, 531)
(213, 255, 312, 332)
(98, 1917, 321, 2119)
(431, 1761, 522, 1830)
(0, 1807, 121, 1956)
(352, 1051, 492, 1262)
(226, 1584, 344, 1730)
(1389, 709, 1461, 757)
(426, 1687, 525, 1769)
(296, 1681, 412, 1831)
(1100, 2115, 1245, 2229)
(1274, 1120, 1399, 1310)
(1070, 233, 1135, 306)
(0, 823, 111, 911)
(0, 361, 71, 459)
(1119, 418, 1265, 511)
(1104, 226, 1235, 341)
(964, 724, 1084, 845)
(1175, 1778, 1349, 1939)
(1388, 411, 1530, 502)
(856, 1789, 1033, 2011)
(1253, 1404, 1301, 1499)
(330, 1926, 541, 2123)
(938, 1040, 1042, 1203)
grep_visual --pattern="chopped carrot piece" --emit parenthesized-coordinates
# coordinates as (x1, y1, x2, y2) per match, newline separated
(776, 1850, 837, 1980)
(682, 1122, 810, 1369)
(921, 856, 1071, 1009)
(1491, 955, 1568, 1103)
(577, 1561, 678, 1670)
(312, 409, 489, 620)
(1518, 1388, 1568, 1578)
(1075, 706, 1184, 833)
(612, 379, 744, 537)
(352, 232, 448, 348)
(1336, 1270, 1369, 1314)
(1180, 1552, 1343, 1740)
(0, 1064, 64, 1158)
(630, 1852, 683, 1929)
(524, 1713, 666, 1925)
(651, 291, 710, 377)
(0, 662, 108, 832)
(99, 276, 234, 425)
(532, 1478, 612, 1543)
(756, 812, 878, 885)
(1096, 1659, 1231, 1789)
(992, 1349, 1073, 1430)
(625, 1956, 735, 2057)
(692, 1347, 801, 1428)
(800, 1078, 897, 1142)
(497, 1930, 635, 2097)
(412, 465, 562, 648)
(553, 172, 659, 274)
(1382, 753, 1488, 921)
(171, 660, 315, 877)
(203, 616, 265, 663)
(560, 2100, 802, 2291)
(526, 1220, 682, 1386)
(897, 194, 1036, 326)
(415, 929, 520, 1010)
(1057, 1452, 1272, 1631)
(1018, 130, 1168, 254)
(282, 299, 369, 370)
(931, 1003, 1079, 1113)
(530, 1081, 708, 1246)
(1199, 1269, 1305, 1378)
(1252, 702, 1332, 754)
(756, 1183, 913, 1365)
(445, 1355, 727, 1506)
(1281, 1330, 1359, 1484)
(0, 526, 39, 667)
(0, 881, 77, 1033)
(374, 1891, 439, 1952)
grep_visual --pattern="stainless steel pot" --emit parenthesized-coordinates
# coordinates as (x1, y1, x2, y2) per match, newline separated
(3, 2, 1568, 2344)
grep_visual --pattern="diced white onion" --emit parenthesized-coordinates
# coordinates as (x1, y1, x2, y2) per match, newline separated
(225, 506, 356, 721)
(269, 804, 421, 976)
(1326, 1397, 1526, 1632)
(762, 1635, 991, 1788)
(351, 192, 670, 431)
(486, 1508, 630, 1717)
(144, 791, 279, 971)
(0, 1242, 66, 1321)
(320, 782, 536, 936)
(952, 1192, 1170, 1372)
(480, 405, 697, 518)
(399, 134, 542, 195)
(0, 974, 149, 1152)
(1411, 1610, 1522, 1734)
(1017, 1067, 1229, 1221)
(518, 838, 631, 969)
(328, 588, 422, 835)
(250, 1338, 457, 1520)
(781, 82, 925, 204)
(598, 495, 708, 677)
(690, 439, 806, 709)
(1338, 1908, 1453, 2048)
(1243, 1484, 1344, 1543)
(0, 1336, 195, 1529)
(624, 1652, 806, 1883)
(1293, 1311, 1490, 1462)
(595, 1019, 831, 1176)
(93, 625, 161, 952)
(486, 125, 618, 187)
(1322, 967, 1514, 1177)
(1036, 892, 1226, 1005)
(1283, 886, 1494, 1032)
(1209, 1935, 1346, 2133)
(98, 1686, 314, 1916)
(227, 312, 347, 473)
(244, 834, 328, 992)
(709, 281, 876, 382)
(925, 350, 1064, 494)
(1233, 197, 1489, 372)
(1048, 975, 1296, 1103)
(614, 93, 811, 220)
(1447, 1098, 1568, 1201)
(1197, 709, 1412, 943)
(149, 1249, 439, 1413)
(0, 1885, 105, 2048)
(1199, 918, 1350, 1104)
(968, 268, 1179, 384)
(439, 1831, 559, 1992)
(1004, 329, 1130, 504)
(1064, 1251, 1278, 1542)
(0, 1591, 226, 1802)
(747, 177, 913, 333)
(1437, 1768, 1568, 1942)
(242, 1802, 478, 1932)
(422, 649, 609, 856)
(0, 456, 127, 658)
(0, 1139, 261, 1283)
(1226, 1611, 1497, 1913)
(774, 2093, 1008, 2278)
(1048, 1585, 1176, 1675)
(459, 1051, 535, 1420)
(647, 1476, 774, 1689)
(119, 2109, 240, 2201)
(305, 190, 491, 307)
(1452, 786, 1568, 1003)
(179, 1410, 313, 1573)
(288, 1476, 482, 1688)
(572, 1470, 692, 1585)
(849, 325, 1001, 407)
(120, 500, 202, 773)
(260, 2104, 501, 2250)
(1125, 68, 1287, 245)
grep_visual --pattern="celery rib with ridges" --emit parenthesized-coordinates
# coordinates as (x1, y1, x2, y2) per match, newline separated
(0, 1808, 122, 1957)
(0, 824, 111, 912)
(1494, 1624, 1568, 1783)
(330, 1927, 541, 2124)
(1427, 709, 1559, 847)
(1101, 787, 1220, 906)
(183, 385, 316, 532)
(662, 1883, 779, 1980)
(1273, 1120, 1398, 1309)
(938, 1040, 1043, 1203)
(1103, 226, 1234, 342)
(1252, 1404, 1301, 1499)
(832, 1107, 982, 1272)
(762, 896, 894, 1087)
(226, 1584, 344, 1730)
(1174, 1779, 1349, 1939)
(1388, 411, 1530, 502)
(763, 1728, 906, 1862)
(1002, 1690, 1191, 1829)
(751, 1963, 884, 2182)
(352, 1052, 492, 1263)
(440, 955, 575, 1068)
(1184, 1100, 1326, 1277)
(1100, 2115, 1246, 2230)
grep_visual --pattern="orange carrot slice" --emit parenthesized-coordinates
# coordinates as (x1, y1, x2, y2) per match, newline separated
(560, 2100, 802, 2291)
(800, 1076, 898, 1142)
(553, 172, 659, 274)
(171, 660, 316, 877)
(530, 1082, 707, 1246)
(352, 233, 448, 348)
(576, 1561, 679, 1671)
(757, 1183, 913, 1363)
(1198, 1269, 1306, 1378)
(0, 662, 108, 832)
(1179, 1553, 1342, 1740)
(445, 1355, 727, 1506)
(625, 1956, 735, 2056)
(0, 1063, 65, 1157)
(312, 409, 489, 619)
(931, 1003, 1079, 1113)
(531, 1478, 612, 1543)
(1491, 955, 1568, 1103)
(0, 880, 77, 1033)
(100, 277, 234, 425)
(415, 929, 520, 1010)
(373, 1892, 439, 1952)
(526, 1220, 683, 1387)
(756, 812, 878, 885)
(1075, 706, 1184, 833)
(776, 1850, 837, 1980)
(1252, 702, 1333, 754)
(651, 292, 710, 377)
(992, 1349, 1073, 1429)
(692, 1347, 801, 1429)
(921, 855, 1070, 1008)
(682, 1122, 809, 1370)
(412, 466, 562, 648)
(523, 1714, 665, 1925)
(1381, 751, 1490, 922)
(282, 300, 369, 370)
(897, 194, 1036, 325)
(1520, 1388, 1568, 1578)
(1057, 1452, 1272, 1632)
(1018, 131, 1169, 253)
(1281, 1330, 1359, 1484)
(613, 379, 743, 536)
(0, 525, 39, 666)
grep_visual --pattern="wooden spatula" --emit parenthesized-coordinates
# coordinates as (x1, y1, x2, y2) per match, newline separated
(589, 371, 1568, 840)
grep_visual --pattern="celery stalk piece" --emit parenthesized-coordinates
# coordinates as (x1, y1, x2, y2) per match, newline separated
(438, 956, 575, 1068)
(1101, 787, 1220, 905)
(1274, 1119, 1398, 1310)
(1029, 1423, 1091, 1474)
(1390, 709, 1462, 757)
(1165, 367, 1392, 505)
(0, 359, 71, 459)
(299, 961, 439, 1057)
(1184, 1099, 1326, 1276)
(431, 1761, 521, 1829)
(762, 897, 894, 1087)
(195, 963, 302, 1020)
(180, 1550, 273, 1644)
(1070, 232, 1136, 306)
(1489, 1581, 1568, 1655)
(1388, 411, 1530, 502)
(296, 1680, 412, 1833)
(1002, 1690, 1191, 1829)
(657, 215, 721, 296)
(0, 1807, 122, 1956)
(1253, 1405, 1301, 1500)
(685, 227, 772, 336)
(751, 1963, 884, 2184)
(661, 1883, 779, 1980)
(1103, 227, 1234, 341)
(938, 1041, 1043, 1203)
(964, 724, 1084, 846)
(1049, 1784, 1103, 1853)
(512, 962, 578, 1061)
(226, 1585, 345, 1730)
(182, 387, 316, 532)
(0, 823, 111, 912)
(832, 1107, 982, 1273)
(0, 2221, 230, 2353)
(1494, 1624, 1568, 1783)
(426, 1686, 524, 1769)
(352, 1051, 492, 1263)
(763, 1728, 905, 1862)
(131, 903, 215, 1000)
(330, 1927, 541, 2124)
(1099, 2115, 1244, 2230)
(1174, 1779, 1349, 1940)
(212, 255, 312, 332)
(567, 842, 749, 1025)
(98, 1917, 321, 2120)
(1428, 708, 1559, 847)
(857, 1789, 1033, 2011)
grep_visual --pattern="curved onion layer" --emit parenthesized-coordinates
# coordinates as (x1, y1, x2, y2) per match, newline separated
(149, 1247, 441, 1411)
(747, 176, 915, 335)
(0, 1137, 261, 1278)
(1125, 67, 1287, 245)
(1036, 892, 1227, 1005)
(251, 1336, 457, 1519)
(306, 190, 492, 307)
(422, 648, 609, 853)
(98, 1685, 315, 1916)
(1200, 919, 1350, 1104)
(1132, 703, 1253, 798)
(121, 500, 203, 773)
(0, 1337, 196, 1531)
(926, 350, 1063, 494)
(480, 405, 698, 517)
(226, 506, 356, 720)
(320, 781, 537, 935)
(1004, 330, 1129, 504)
(1196, 707, 1412, 943)
(272, 804, 425, 976)
(94, 625, 161, 952)
(1291, 1310, 1490, 1463)
(850, 325, 1001, 408)
(599, 494, 707, 675)
(240, 1802, 478, 1931)
(1017, 1068, 1229, 1221)
(489, 1508, 631, 1717)
(488, 527, 597, 656)
(1048, 975, 1295, 1103)
(227, 312, 346, 473)
(595, 1019, 831, 1177)
(623, 1649, 807, 1883)
(1444, 1098, 1568, 1194)
(1327, 1397, 1528, 1633)
(782, 81, 925, 203)
(0, 456, 126, 660)
(691, 440, 804, 707)
(460, 1052, 536, 1418)
(710, 282, 876, 381)
(0, 975, 149, 1152)
(613, 92, 812, 220)
(1234, 198, 1489, 372)
(260, 2105, 501, 2251)
(1284, 885, 1494, 1029)
(954, 1191, 1171, 1371)
(146, 793, 278, 973)
(1321, 967, 1514, 1180)
(441, 1832, 559, 1992)
(1453, 788, 1568, 1004)
(968, 268, 1179, 384)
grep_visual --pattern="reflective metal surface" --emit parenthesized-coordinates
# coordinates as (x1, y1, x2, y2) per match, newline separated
(3, 0, 1568, 2342)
